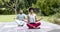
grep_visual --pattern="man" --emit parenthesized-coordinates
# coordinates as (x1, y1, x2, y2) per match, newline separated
(15, 9, 27, 27)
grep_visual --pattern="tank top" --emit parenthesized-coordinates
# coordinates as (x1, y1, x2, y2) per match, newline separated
(28, 14, 36, 23)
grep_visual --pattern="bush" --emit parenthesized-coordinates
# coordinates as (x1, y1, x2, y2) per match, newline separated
(54, 13, 60, 25)
(32, 0, 60, 16)
(23, 8, 28, 15)
(0, 8, 15, 15)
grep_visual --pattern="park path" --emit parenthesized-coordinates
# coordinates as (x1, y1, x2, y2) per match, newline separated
(0, 20, 60, 32)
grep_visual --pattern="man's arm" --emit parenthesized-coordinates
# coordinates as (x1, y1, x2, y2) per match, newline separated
(22, 15, 28, 23)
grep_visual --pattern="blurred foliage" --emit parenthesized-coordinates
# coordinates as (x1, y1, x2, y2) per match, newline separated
(54, 13, 60, 25)
(0, 0, 60, 16)
(32, 0, 60, 16)
(0, 0, 37, 14)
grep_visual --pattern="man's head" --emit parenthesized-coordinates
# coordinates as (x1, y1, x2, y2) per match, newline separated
(19, 9, 23, 14)
(29, 8, 34, 13)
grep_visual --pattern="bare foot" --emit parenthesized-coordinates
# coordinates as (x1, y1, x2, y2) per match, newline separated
(33, 26, 36, 28)
(36, 27, 40, 29)
(18, 25, 23, 27)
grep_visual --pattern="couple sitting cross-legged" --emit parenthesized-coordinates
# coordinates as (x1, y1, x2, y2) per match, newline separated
(15, 8, 42, 29)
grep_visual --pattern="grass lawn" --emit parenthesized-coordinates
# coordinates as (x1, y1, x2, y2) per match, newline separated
(0, 15, 16, 22)
(0, 15, 56, 23)
(37, 15, 56, 23)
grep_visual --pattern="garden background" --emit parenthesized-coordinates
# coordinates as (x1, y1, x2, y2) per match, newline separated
(0, 0, 60, 25)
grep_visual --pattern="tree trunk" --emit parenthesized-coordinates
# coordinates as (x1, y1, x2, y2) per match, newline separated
(14, 9, 17, 15)
(14, 0, 18, 14)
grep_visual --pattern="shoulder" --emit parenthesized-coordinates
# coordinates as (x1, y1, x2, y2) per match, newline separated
(34, 14, 36, 16)
(28, 14, 30, 16)
(16, 14, 20, 17)
(23, 13, 26, 15)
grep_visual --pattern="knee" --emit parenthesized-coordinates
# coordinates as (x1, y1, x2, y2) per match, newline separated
(37, 22, 41, 26)
(27, 23, 29, 26)
(38, 22, 41, 25)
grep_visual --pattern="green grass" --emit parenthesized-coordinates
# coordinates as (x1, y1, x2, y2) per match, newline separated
(0, 15, 59, 25)
(0, 15, 16, 22)
(37, 15, 56, 23)
(0, 15, 56, 23)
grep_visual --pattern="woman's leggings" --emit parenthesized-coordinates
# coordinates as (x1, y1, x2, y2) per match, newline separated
(27, 22, 41, 28)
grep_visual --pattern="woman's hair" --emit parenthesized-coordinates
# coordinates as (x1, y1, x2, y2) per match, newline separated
(29, 8, 34, 12)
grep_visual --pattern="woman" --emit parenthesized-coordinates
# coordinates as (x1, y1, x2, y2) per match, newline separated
(27, 8, 42, 29)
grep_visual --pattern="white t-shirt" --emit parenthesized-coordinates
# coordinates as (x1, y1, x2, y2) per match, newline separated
(17, 13, 26, 21)
(28, 14, 36, 23)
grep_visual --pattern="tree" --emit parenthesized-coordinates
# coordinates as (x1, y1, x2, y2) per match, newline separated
(0, 0, 25, 14)
(3, 0, 21, 14)
(32, 0, 60, 16)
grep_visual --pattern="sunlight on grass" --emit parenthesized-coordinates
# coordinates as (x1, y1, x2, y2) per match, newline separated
(0, 15, 16, 22)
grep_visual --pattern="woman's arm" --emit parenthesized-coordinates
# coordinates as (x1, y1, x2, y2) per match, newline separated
(27, 15, 29, 23)
(35, 15, 43, 22)
(35, 14, 37, 22)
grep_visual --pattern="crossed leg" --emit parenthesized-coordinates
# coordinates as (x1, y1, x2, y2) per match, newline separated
(27, 22, 41, 29)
